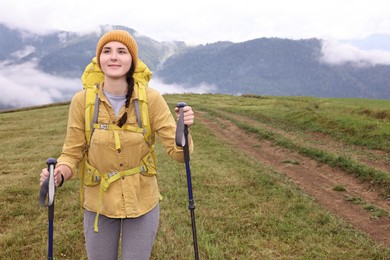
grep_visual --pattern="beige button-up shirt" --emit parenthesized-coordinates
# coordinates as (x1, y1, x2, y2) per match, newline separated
(57, 85, 192, 218)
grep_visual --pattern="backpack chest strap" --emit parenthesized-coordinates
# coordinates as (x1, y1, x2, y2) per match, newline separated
(93, 123, 145, 150)
(93, 123, 144, 133)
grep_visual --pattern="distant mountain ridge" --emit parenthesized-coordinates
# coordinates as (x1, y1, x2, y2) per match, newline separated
(1, 23, 390, 105)
(157, 38, 390, 98)
(0, 24, 186, 77)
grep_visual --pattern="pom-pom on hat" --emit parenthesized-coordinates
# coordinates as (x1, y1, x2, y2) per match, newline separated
(96, 30, 138, 69)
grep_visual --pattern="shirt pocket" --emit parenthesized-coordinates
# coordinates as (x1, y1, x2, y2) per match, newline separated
(90, 113, 112, 147)
(120, 115, 145, 147)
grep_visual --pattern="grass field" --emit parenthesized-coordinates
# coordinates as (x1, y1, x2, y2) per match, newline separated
(166, 94, 390, 197)
(1, 94, 389, 259)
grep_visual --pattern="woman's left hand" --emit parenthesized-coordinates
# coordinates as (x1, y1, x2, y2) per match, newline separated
(175, 105, 194, 126)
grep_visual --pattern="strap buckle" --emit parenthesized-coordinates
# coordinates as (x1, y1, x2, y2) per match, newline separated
(140, 165, 147, 173)
(107, 171, 117, 178)
(100, 123, 109, 130)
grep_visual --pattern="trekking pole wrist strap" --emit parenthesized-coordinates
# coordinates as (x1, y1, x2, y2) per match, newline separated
(58, 173, 64, 187)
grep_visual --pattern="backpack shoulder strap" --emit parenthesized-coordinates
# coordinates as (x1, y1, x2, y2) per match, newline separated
(81, 57, 104, 146)
(133, 59, 153, 145)
(135, 82, 153, 145)
(133, 99, 142, 128)
(85, 85, 100, 146)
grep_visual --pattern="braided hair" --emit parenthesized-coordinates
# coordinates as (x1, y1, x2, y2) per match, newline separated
(117, 62, 136, 127)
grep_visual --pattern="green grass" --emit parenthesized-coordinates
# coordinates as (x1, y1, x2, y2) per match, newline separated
(179, 94, 390, 152)
(169, 94, 390, 197)
(1, 95, 389, 259)
(345, 196, 389, 219)
(333, 185, 347, 192)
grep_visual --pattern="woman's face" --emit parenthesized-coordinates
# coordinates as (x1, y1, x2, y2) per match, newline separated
(99, 41, 132, 79)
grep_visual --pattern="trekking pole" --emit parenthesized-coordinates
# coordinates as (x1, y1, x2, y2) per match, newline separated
(175, 102, 199, 260)
(39, 158, 57, 260)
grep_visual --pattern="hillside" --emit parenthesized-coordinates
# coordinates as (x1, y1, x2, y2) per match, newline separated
(1, 23, 390, 111)
(0, 24, 186, 77)
(157, 38, 390, 98)
(0, 95, 389, 258)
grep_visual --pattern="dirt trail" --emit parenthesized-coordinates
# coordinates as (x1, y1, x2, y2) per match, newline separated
(218, 110, 390, 174)
(197, 111, 390, 247)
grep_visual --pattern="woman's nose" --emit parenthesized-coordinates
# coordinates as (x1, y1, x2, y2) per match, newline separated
(110, 52, 117, 60)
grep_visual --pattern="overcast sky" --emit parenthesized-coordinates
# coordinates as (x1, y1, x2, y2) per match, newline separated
(2, 0, 390, 44)
(2, 0, 390, 107)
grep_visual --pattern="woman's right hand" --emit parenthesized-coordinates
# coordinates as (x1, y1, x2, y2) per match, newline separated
(40, 165, 71, 187)
(40, 168, 49, 186)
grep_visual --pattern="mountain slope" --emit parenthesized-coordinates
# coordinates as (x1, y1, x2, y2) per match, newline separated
(1, 23, 390, 103)
(0, 24, 186, 77)
(157, 38, 390, 98)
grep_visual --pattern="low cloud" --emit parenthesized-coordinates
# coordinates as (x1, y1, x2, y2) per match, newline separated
(149, 77, 217, 94)
(10, 45, 36, 60)
(320, 39, 390, 66)
(0, 61, 80, 108)
(0, 61, 215, 109)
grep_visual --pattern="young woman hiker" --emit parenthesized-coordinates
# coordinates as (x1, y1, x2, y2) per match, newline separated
(39, 29, 194, 259)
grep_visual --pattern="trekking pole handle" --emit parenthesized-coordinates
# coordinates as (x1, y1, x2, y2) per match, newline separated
(175, 102, 187, 147)
(177, 102, 187, 125)
(46, 158, 57, 206)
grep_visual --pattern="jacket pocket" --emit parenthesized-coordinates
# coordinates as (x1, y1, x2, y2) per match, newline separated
(84, 162, 100, 186)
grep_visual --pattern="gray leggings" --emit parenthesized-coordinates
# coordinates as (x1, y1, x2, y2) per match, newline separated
(84, 204, 159, 260)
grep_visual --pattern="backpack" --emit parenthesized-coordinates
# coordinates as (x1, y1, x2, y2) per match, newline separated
(81, 57, 154, 146)
(80, 57, 157, 232)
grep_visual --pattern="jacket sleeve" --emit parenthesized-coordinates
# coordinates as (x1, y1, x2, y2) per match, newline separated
(57, 91, 87, 177)
(148, 89, 193, 163)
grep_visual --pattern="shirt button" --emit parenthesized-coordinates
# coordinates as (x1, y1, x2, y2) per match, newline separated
(117, 149, 121, 153)
(112, 120, 116, 124)
(122, 177, 125, 180)
(120, 163, 123, 167)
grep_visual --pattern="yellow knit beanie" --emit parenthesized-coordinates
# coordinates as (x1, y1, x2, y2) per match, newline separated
(96, 30, 138, 69)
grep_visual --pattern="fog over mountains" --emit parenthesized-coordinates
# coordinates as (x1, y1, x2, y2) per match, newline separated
(1, 24, 390, 109)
